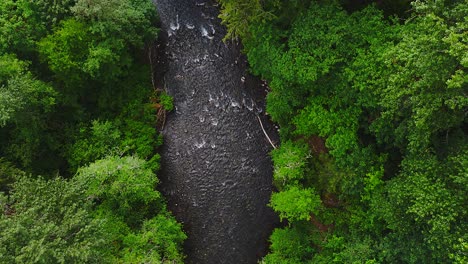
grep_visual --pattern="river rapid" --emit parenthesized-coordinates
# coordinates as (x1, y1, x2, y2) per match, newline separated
(152, 1, 278, 263)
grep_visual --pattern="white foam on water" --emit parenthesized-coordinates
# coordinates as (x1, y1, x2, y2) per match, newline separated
(209, 93, 220, 107)
(170, 15, 180, 31)
(209, 24, 216, 35)
(246, 99, 255, 111)
(201, 26, 214, 40)
(231, 101, 240, 108)
(195, 139, 206, 149)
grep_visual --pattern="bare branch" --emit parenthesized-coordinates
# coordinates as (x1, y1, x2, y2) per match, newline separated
(257, 115, 277, 149)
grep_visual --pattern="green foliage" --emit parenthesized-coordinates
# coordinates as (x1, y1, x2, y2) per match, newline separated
(262, 226, 315, 263)
(28, 0, 75, 29)
(0, 0, 185, 262)
(0, 176, 108, 263)
(0, 54, 28, 84)
(71, 0, 158, 47)
(0, 0, 74, 58)
(38, 0, 157, 84)
(217, 0, 276, 41)
(69, 101, 161, 172)
(271, 141, 309, 188)
(0, 0, 165, 175)
(122, 214, 186, 263)
(38, 19, 92, 83)
(74, 156, 185, 262)
(0, 158, 24, 193)
(69, 120, 122, 170)
(75, 156, 161, 226)
(270, 186, 321, 222)
(450, 238, 468, 264)
(0, 1, 44, 56)
(0, 55, 56, 127)
(158, 92, 174, 111)
(0, 54, 58, 170)
(248, 2, 393, 164)
(222, 0, 467, 262)
(368, 0, 467, 154)
(318, 236, 377, 264)
(116, 101, 161, 164)
(0, 73, 56, 126)
(375, 151, 468, 262)
(0, 156, 186, 263)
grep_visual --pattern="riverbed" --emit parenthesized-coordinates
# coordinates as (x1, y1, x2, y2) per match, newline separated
(152, 0, 278, 263)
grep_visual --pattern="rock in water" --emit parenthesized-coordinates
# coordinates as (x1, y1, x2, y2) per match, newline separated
(153, 0, 278, 263)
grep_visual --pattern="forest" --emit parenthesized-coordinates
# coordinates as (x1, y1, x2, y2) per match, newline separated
(218, 0, 467, 263)
(0, 0, 184, 263)
(0, 0, 467, 263)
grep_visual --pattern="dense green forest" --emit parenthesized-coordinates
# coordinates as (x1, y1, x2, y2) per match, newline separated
(218, 0, 467, 263)
(0, 0, 184, 262)
(1, 0, 466, 263)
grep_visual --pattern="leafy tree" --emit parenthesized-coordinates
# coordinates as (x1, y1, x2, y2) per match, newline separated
(29, 0, 75, 29)
(271, 140, 310, 188)
(0, 176, 108, 263)
(71, 0, 157, 48)
(218, 0, 275, 40)
(121, 214, 187, 263)
(0, 54, 56, 127)
(37, 19, 92, 85)
(369, 0, 467, 155)
(0, 158, 24, 193)
(68, 120, 122, 170)
(69, 101, 162, 172)
(0, 1, 44, 57)
(374, 150, 468, 262)
(1, 0, 163, 175)
(0, 0, 73, 58)
(270, 186, 321, 222)
(0, 156, 186, 263)
(0, 1, 184, 262)
(0, 54, 57, 170)
(220, 0, 467, 262)
(39, 0, 158, 85)
(74, 156, 186, 262)
(262, 225, 315, 264)
(74, 156, 162, 226)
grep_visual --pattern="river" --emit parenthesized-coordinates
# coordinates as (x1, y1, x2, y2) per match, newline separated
(152, 0, 278, 263)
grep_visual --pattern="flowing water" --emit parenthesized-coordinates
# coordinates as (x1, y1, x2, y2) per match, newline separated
(152, 1, 278, 263)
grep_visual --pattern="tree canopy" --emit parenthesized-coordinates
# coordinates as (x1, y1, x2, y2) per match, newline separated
(219, 0, 467, 262)
(0, 0, 185, 262)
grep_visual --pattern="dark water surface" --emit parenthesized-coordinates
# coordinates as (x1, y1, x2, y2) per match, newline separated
(152, 0, 278, 263)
